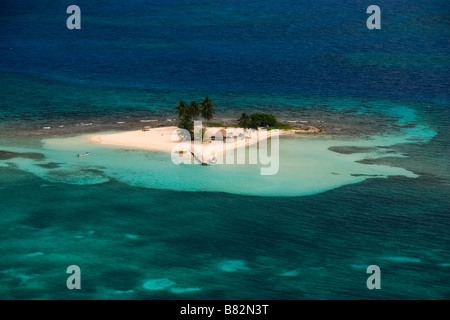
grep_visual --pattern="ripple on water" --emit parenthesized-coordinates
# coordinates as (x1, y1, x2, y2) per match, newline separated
(142, 278, 176, 291)
(219, 260, 248, 272)
(169, 287, 201, 293)
(380, 256, 422, 263)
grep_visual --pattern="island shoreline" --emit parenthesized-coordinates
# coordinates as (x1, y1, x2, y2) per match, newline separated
(87, 125, 319, 162)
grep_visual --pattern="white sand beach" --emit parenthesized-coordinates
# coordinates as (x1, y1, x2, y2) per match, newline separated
(88, 126, 299, 163)
(89, 126, 181, 154)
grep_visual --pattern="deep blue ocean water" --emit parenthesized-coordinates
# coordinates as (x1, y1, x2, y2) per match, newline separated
(0, 0, 449, 299)
(1, 0, 449, 101)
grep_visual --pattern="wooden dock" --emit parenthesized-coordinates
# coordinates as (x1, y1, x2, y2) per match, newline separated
(190, 150, 209, 166)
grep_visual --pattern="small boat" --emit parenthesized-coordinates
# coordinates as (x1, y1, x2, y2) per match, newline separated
(77, 152, 91, 157)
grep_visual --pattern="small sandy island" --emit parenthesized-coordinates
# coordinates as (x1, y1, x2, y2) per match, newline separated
(89, 126, 319, 164)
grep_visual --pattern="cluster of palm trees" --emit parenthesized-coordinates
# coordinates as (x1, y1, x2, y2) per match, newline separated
(176, 97, 215, 138)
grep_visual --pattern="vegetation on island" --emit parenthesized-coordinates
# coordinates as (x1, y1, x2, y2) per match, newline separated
(176, 97, 215, 139)
(174, 97, 317, 139)
(238, 112, 292, 130)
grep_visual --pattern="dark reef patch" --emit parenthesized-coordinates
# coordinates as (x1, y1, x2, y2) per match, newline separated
(0, 150, 45, 160)
(328, 146, 377, 154)
(35, 162, 62, 169)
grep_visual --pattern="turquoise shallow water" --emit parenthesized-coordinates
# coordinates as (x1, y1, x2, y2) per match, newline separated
(1, 95, 449, 299)
(0, 88, 438, 197)
(1, 163, 449, 299)
(0, 123, 434, 196)
(0, 71, 448, 299)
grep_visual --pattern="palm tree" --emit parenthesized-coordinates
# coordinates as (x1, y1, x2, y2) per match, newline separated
(189, 101, 200, 120)
(238, 112, 251, 128)
(200, 97, 215, 122)
(178, 114, 194, 139)
(176, 101, 189, 119)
